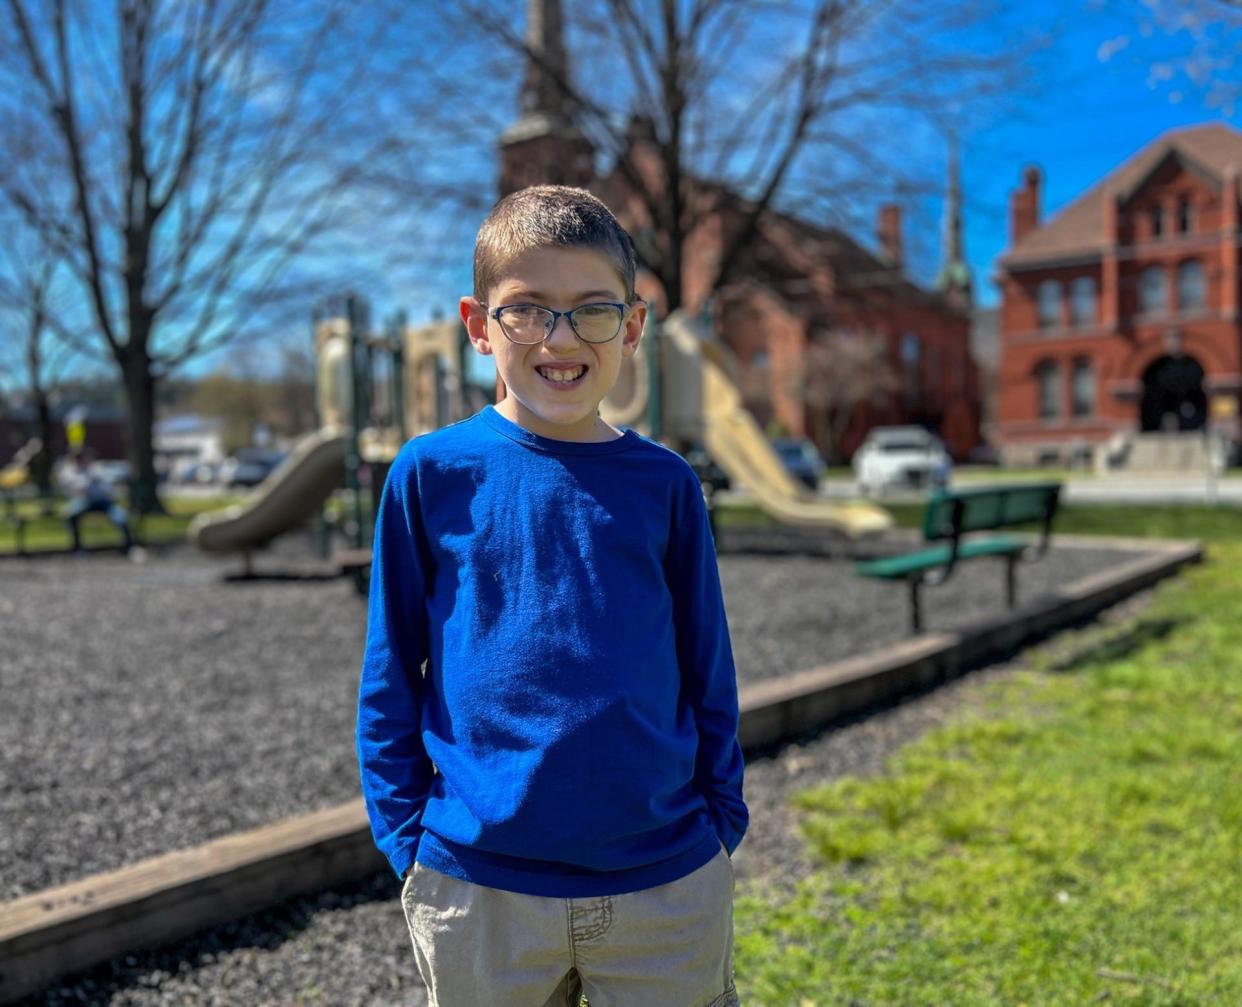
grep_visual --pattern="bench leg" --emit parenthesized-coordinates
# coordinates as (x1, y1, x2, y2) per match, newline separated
(908, 577, 923, 634)
(1005, 554, 1017, 609)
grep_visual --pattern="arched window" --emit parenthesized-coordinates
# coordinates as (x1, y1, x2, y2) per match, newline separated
(1037, 279, 1061, 328)
(1036, 360, 1060, 419)
(1149, 205, 1164, 238)
(1070, 277, 1097, 327)
(1139, 265, 1167, 315)
(1071, 358, 1095, 417)
(1177, 197, 1194, 234)
(1178, 260, 1205, 312)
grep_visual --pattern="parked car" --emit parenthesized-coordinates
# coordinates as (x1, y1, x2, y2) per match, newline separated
(175, 459, 223, 485)
(771, 437, 827, 490)
(683, 445, 730, 495)
(221, 448, 287, 487)
(853, 426, 952, 495)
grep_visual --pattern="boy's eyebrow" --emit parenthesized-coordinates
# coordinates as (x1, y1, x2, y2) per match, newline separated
(497, 288, 624, 303)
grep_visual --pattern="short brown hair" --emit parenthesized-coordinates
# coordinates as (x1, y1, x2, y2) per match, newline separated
(472, 185, 637, 303)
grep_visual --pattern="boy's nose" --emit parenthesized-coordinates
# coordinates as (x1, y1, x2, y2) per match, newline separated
(545, 313, 579, 348)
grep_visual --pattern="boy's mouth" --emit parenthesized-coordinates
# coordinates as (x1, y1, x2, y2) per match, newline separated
(534, 364, 589, 387)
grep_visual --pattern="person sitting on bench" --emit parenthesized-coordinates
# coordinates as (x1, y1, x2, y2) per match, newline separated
(63, 450, 136, 556)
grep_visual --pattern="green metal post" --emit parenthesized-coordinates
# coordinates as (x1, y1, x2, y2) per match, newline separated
(345, 294, 366, 550)
(389, 310, 408, 443)
(645, 307, 663, 442)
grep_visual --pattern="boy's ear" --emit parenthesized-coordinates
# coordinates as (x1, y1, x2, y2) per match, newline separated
(460, 296, 493, 356)
(620, 300, 648, 358)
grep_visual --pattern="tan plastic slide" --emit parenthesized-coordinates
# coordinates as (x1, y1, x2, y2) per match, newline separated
(663, 313, 892, 537)
(188, 428, 347, 553)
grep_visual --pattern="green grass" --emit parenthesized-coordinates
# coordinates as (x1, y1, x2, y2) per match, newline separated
(716, 497, 1240, 544)
(880, 502, 1242, 543)
(0, 494, 241, 553)
(952, 465, 1088, 483)
(733, 541, 1242, 1004)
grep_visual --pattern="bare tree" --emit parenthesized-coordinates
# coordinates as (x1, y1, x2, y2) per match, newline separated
(447, 0, 1035, 314)
(0, 0, 435, 511)
(0, 220, 90, 509)
(1101, 1, 1242, 113)
(787, 331, 897, 463)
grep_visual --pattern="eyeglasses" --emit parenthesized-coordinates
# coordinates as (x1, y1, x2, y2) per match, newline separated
(486, 301, 630, 345)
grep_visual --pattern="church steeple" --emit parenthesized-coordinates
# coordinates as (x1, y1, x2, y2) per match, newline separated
(937, 136, 974, 308)
(499, 0, 595, 196)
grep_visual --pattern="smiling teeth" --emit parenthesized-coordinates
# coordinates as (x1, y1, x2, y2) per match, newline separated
(539, 366, 585, 382)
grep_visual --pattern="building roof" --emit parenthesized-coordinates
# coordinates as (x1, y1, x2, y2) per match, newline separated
(1002, 122, 1242, 269)
(639, 167, 959, 313)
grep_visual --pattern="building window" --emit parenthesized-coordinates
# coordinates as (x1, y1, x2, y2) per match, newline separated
(1177, 197, 1194, 234)
(1070, 277, 1097, 327)
(1036, 279, 1061, 328)
(1178, 260, 1205, 312)
(1036, 360, 1060, 419)
(901, 331, 920, 405)
(1139, 265, 1167, 315)
(1149, 205, 1164, 238)
(1071, 358, 1095, 417)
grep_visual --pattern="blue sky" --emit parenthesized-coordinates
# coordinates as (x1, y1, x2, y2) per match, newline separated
(405, 0, 1242, 333)
(5, 0, 1239, 393)
(945, 0, 1241, 308)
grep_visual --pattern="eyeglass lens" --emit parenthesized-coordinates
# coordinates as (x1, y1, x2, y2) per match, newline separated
(497, 304, 623, 343)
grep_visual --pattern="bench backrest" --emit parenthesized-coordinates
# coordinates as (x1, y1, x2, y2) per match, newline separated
(923, 482, 1062, 543)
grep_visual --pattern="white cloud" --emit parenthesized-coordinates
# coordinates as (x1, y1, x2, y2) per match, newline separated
(1096, 34, 1130, 62)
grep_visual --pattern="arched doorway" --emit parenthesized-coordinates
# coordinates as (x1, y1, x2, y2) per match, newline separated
(1140, 355, 1206, 431)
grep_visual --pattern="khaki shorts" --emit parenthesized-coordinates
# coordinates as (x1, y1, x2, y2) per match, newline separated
(400, 841, 739, 1006)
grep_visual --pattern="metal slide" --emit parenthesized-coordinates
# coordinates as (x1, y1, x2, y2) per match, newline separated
(188, 429, 347, 553)
(663, 314, 892, 537)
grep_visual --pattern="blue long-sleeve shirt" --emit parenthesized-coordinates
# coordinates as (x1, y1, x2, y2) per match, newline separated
(356, 404, 747, 898)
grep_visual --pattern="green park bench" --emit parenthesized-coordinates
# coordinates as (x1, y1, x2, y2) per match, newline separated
(855, 482, 1062, 634)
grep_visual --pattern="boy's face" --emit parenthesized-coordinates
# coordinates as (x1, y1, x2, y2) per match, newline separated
(461, 245, 646, 442)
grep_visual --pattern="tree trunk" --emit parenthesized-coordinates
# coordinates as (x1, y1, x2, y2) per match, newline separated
(122, 350, 164, 514)
(32, 390, 55, 514)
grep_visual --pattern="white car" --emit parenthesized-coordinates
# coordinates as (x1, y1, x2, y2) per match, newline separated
(853, 426, 952, 495)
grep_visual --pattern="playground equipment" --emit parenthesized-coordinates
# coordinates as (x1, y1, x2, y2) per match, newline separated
(190, 295, 887, 570)
(600, 310, 891, 538)
(0, 437, 42, 492)
(188, 295, 471, 569)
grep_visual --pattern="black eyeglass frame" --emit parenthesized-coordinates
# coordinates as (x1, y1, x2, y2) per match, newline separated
(483, 300, 640, 345)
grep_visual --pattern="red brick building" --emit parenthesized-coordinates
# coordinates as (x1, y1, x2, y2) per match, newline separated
(996, 123, 1242, 466)
(495, 0, 982, 462)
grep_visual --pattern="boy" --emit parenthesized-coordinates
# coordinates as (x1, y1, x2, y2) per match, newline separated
(356, 185, 747, 1006)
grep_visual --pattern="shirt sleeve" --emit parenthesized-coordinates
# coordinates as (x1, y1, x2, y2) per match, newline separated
(356, 445, 437, 881)
(665, 466, 748, 856)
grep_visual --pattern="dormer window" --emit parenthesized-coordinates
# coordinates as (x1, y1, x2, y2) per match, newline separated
(1177, 197, 1194, 234)
(1149, 205, 1164, 239)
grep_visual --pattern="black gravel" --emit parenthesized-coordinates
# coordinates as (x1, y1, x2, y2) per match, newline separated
(13, 588, 1165, 1007)
(3, 536, 1150, 901)
(3, 533, 1166, 1006)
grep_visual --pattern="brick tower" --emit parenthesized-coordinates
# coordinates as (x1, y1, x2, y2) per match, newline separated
(498, 0, 595, 197)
